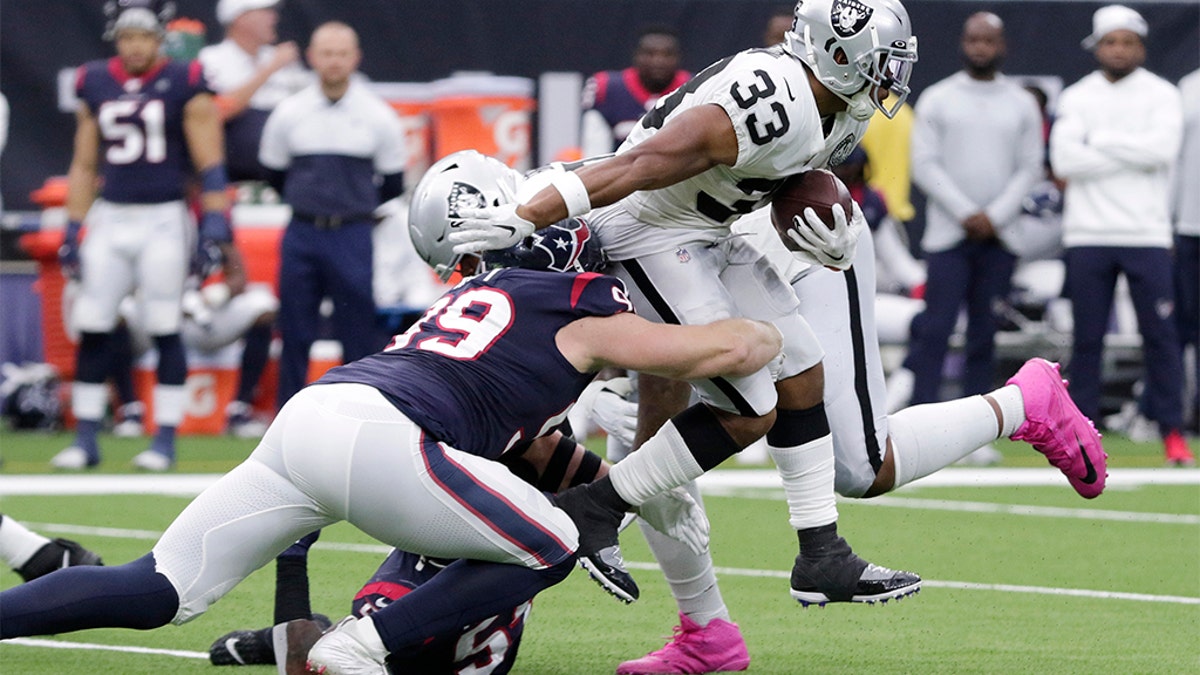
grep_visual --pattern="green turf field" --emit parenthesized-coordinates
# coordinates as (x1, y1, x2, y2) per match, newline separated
(1, 429, 1197, 674)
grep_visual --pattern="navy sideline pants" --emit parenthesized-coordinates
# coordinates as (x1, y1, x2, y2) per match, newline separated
(1064, 246, 1183, 432)
(905, 239, 1016, 404)
(1174, 235, 1199, 424)
(276, 218, 381, 408)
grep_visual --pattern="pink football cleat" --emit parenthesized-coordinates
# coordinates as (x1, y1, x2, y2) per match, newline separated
(616, 613, 749, 675)
(1007, 358, 1107, 498)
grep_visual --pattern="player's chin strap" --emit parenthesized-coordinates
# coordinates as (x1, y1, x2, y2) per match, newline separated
(797, 24, 891, 122)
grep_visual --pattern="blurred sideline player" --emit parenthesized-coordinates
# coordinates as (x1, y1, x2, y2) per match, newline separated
(580, 25, 691, 157)
(199, 0, 310, 183)
(0, 514, 102, 583)
(0, 152, 781, 675)
(52, 0, 234, 471)
(64, 244, 279, 439)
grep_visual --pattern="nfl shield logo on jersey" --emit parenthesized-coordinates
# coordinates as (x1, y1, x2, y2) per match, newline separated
(675, 247, 691, 264)
(830, 0, 873, 37)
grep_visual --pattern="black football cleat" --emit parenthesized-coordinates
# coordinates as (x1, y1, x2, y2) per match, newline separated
(211, 615, 332, 667)
(553, 480, 639, 603)
(579, 545, 639, 603)
(789, 538, 921, 607)
(17, 538, 103, 582)
(210, 627, 275, 666)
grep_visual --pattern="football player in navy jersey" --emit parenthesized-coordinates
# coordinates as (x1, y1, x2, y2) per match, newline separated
(51, 0, 234, 472)
(0, 151, 781, 675)
(210, 428, 620, 674)
(580, 25, 692, 157)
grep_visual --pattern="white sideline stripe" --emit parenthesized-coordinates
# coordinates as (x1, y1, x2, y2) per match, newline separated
(1, 637, 208, 659)
(1, 468, 1197, 497)
(626, 562, 1200, 605)
(698, 467, 1200, 489)
(853, 496, 1200, 524)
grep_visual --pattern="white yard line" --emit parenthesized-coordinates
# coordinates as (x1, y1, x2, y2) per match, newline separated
(0, 637, 208, 659)
(1, 467, 1197, 497)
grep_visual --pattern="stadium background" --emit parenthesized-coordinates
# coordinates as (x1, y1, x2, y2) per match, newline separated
(2, 0, 1198, 213)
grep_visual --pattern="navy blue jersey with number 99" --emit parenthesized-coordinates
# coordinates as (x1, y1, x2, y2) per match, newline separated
(318, 268, 633, 459)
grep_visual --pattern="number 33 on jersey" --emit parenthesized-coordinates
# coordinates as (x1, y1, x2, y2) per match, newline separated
(621, 45, 831, 231)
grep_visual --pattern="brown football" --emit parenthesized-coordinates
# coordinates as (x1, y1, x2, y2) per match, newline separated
(770, 169, 854, 251)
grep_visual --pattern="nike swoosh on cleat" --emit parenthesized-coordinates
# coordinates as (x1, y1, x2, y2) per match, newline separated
(1076, 434, 1098, 484)
(224, 638, 246, 665)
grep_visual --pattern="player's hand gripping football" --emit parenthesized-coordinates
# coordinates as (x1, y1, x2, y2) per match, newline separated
(786, 201, 865, 271)
(634, 486, 710, 555)
(449, 179, 536, 254)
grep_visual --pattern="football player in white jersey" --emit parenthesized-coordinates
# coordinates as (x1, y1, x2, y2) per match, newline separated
(454, 2, 1106, 672)
(452, 0, 922, 627)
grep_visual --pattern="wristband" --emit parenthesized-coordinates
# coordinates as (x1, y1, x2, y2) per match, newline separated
(200, 164, 229, 195)
(65, 219, 83, 241)
(550, 171, 592, 219)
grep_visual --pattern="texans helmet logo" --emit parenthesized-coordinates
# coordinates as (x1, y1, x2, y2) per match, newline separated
(830, 0, 873, 37)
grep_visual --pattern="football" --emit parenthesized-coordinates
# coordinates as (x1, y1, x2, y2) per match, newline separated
(770, 169, 854, 250)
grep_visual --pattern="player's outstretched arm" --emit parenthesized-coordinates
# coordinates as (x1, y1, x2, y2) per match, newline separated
(450, 104, 739, 256)
(522, 104, 739, 227)
(557, 312, 782, 382)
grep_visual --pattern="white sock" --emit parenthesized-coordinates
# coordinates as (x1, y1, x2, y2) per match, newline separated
(769, 434, 838, 530)
(990, 384, 1026, 437)
(71, 381, 108, 421)
(608, 421, 702, 507)
(355, 616, 389, 660)
(153, 384, 187, 427)
(889, 392, 1015, 489)
(0, 515, 52, 570)
(637, 482, 730, 627)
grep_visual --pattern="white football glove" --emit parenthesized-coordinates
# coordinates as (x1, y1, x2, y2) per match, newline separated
(785, 201, 864, 271)
(633, 486, 710, 555)
(448, 203, 536, 255)
(589, 377, 638, 446)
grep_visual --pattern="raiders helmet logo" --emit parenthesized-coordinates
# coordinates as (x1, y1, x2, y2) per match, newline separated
(446, 181, 486, 219)
(828, 134, 858, 167)
(830, 0, 873, 38)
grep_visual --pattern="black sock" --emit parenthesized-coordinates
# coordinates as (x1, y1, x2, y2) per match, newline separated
(797, 522, 850, 560)
(236, 324, 273, 403)
(588, 476, 632, 513)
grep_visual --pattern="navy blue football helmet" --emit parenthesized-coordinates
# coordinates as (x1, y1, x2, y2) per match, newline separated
(482, 218, 607, 275)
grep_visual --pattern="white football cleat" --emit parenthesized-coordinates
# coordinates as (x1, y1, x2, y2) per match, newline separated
(131, 449, 173, 472)
(306, 616, 388, 675)
(51, 446, 95, 470)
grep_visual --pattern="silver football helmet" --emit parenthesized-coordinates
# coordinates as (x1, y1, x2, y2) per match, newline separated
(785, 0, 918, 120)
(408, 150, 520, 281)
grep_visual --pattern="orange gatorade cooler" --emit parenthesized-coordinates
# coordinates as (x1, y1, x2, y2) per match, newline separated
(429, 74, 535, 170)
(370, 82, 434, 189)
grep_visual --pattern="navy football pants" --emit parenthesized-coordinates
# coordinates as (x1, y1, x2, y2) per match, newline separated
(1064, 246, 1183, 432)
(277, 219, 381, 408)
(905, 239, 1016, 404)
